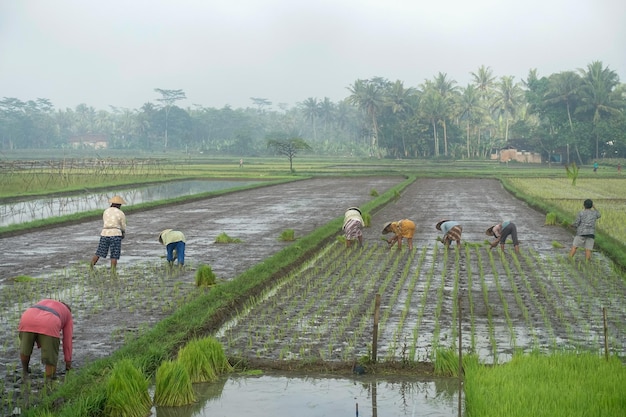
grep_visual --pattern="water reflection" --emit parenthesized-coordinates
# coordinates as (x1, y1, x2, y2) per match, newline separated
(0, 180, 258, 227)
(151, 373, 462, 417)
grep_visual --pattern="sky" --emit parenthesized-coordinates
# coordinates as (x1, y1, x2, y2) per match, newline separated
(1, 0, 625, 111)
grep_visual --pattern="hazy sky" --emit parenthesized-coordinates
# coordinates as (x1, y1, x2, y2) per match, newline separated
(1, 0, 625, 111)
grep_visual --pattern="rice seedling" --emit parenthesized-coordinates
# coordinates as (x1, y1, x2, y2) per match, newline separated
(551, 240, 564, 248)
(278, 228, 296, 241)
(369, 188, 378, 197)
(195, 264, 216, 287)
(214, 232, 242, 243)
(104, 359, 152, 417)
(153, 360, 196, 407)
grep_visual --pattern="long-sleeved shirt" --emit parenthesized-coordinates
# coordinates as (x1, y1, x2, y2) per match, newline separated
(18, 299, 73, 362)
(573, 209, 601, 236)
(160, 229, 186, 245)
(100, 206, 126, 237)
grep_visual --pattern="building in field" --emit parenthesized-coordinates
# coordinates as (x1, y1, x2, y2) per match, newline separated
(491, 147, 542, 163)
(68, 134, 109, 149)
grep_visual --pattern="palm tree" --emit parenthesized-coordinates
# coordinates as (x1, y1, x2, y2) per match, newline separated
(347, 79, 383, 156)
(300, 97, 320, 141)
(385, 80, 416, 157)
(433, 72, 458, 156)
(576, 61, 624, 158)
(491, 76, 524, 143)
(418, 84, 446, 157)
(471, 65, 496, 100)
(458, 84, 483, 158)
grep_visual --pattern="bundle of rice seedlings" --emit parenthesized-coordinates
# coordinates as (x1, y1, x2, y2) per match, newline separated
(200, 337, 233, 374)
(154, 360, 196, 407)
(545, 212, 557, 225)
(104, 359, 152, 417)
(214, 232, 242, 243)
(279, 229, 295, 241)
(195, 264, 216, 287)
(178, 339, 217, 383)
(362, 212, 371, 227)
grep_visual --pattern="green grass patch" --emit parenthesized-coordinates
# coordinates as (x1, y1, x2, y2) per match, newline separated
(465, 352, 626, 417)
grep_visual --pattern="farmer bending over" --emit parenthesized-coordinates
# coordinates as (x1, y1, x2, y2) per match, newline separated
(342, 207, 364, 248)
(18, 299, 73, 381)
(436, 219, 463, 246)
(382, 219, 416, 251)
(486, 220, 519, 253)
(159, 229, 186, 267)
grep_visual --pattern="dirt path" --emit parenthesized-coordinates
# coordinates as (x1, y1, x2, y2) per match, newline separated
(2, 177, 623, 411)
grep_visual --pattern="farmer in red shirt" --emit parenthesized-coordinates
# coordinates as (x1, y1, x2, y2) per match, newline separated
(18, 299, 73, 380)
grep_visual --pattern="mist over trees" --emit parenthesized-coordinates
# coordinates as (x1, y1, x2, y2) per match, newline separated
(1, 61, 624, 163)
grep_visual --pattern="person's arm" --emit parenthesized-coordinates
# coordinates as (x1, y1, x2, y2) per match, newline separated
(62, 317, 74, 370)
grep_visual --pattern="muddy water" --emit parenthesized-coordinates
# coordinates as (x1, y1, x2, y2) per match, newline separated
(151, 373, 462, 417)
(0, 180, 260, 226)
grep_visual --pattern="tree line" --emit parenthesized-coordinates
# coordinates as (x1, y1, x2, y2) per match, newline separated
(1, 61, 624, 162)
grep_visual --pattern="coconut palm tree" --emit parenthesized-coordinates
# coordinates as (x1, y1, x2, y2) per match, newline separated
(347, 79, 384, 156)
(300, 97, 320, 141)
(576, 61, 624, 158)
(491, 76, 524, 143)
(471, 65, 496, 100)
(385, 80, 416, 157)
(433, 73, 458, 156)
(457, 84, 484, 158)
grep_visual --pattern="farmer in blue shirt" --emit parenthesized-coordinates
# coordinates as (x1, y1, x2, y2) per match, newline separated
(435, 219, 463, 246)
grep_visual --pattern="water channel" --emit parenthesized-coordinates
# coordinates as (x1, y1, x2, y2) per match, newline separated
(150, 373, 463, 417)
(0, 180, 260, 227)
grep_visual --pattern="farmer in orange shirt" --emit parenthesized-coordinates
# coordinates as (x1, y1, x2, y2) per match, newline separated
(382, 219, 416, 251)
(18, 299, 73, 380)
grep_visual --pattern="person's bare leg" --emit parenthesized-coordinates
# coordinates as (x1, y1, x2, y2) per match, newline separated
(585, 249, 592, 261)
(514, 245, 520, 253)
(569, 247, 577, 257)
(111, 259, 118, 274)
(20, 354, 31, 377)
(358, 235, 363, 247)
(44, 364, 56, 380)
(90, 255, 99, 268)
(407, 238, 413, 251)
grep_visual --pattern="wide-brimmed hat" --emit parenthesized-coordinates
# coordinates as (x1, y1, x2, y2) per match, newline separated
(158, 229, 173, 243)
(485, 225, 497, 236)
(109, 195, 126, 205)
(382, 221, 393, 234)
(435, 219, 450, 231)
(346, 207, 361, 215)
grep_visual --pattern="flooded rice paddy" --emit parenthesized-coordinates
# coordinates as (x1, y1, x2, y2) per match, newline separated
(0, 179, 260, 227)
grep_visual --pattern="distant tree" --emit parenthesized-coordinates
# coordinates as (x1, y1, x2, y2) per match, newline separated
(154, 88, 186, 149)
(250, 97, 272, 113)
(267, 136, 312, 172)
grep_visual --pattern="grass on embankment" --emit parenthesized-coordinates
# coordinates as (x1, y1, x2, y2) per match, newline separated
(31, 177, 416, 416)
(464, 352, 626, 417)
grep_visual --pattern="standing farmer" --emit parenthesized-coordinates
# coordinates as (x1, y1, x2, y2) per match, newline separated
(342, 207, 364, 248)
(569, 199, 601, 261)
(435, 219, 463, 246)
(159, 229, 186, 267)
(486, 220, 520, 253)
(18, 299, 73, 380)
(90, 195, 126, 273)
(382, 219, 416, 251)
